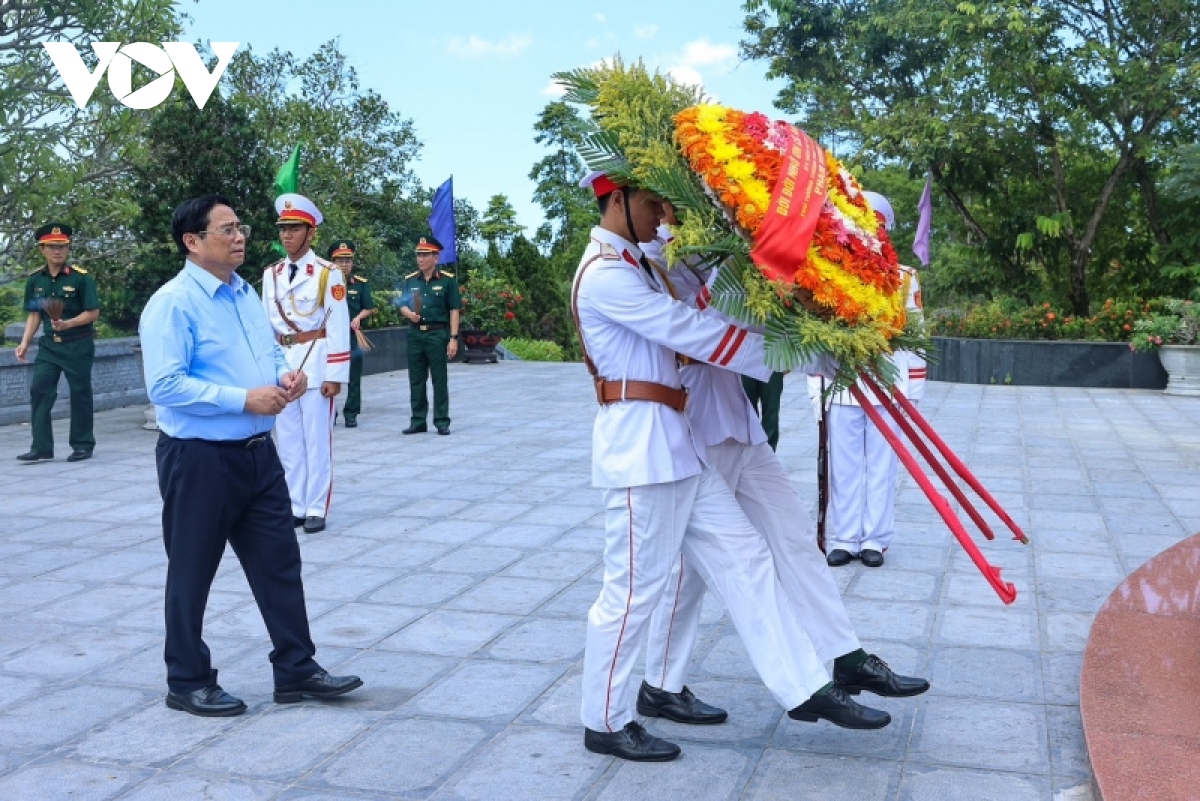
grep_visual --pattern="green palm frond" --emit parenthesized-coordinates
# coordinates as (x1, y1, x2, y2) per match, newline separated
(552, 69, 601, 106)
(708, 265, 758, 326)
(576, 129, 634, 180)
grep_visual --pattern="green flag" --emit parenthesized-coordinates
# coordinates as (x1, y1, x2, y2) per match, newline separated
(274, 143, 302, 197)
(271, 144, 302, 257)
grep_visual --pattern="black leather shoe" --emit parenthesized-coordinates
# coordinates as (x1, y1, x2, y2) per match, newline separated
(166, 685, 247, 717)
(583, 721, 681, 761)
(437, 427, 450, 436)
(344, 417, 357, 428)
(826, 549, 854, 567)
(787, 685, 891, 729)
(16, 450, 53, 463)
(274, 669, 363, 703)
(293, 516, 305, 528)
(303, 516, 326, 533)
(860, 549, 884, 567)
(636, 681, 728, 724)
(66, 450, 93, 462)
(835, 654, 930, 698)
(402, 424, 427, 434)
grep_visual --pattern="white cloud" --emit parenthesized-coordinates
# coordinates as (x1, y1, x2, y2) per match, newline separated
(634, 23, 658, 40)
(542, 79, 567, 97)
(446, 33, 532, 59)
(676, 38, 737, 70)
(594, 12, 607, 23)
(667, 65, 704, 88)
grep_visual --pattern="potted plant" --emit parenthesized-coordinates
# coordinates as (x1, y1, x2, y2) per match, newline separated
(1131, 299, 1200, 396)
(459, 273, 524, 363)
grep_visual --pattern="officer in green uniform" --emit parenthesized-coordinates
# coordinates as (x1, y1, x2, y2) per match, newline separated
(15, 223, 100, 462)
(328, 240, 375, 427)
(742, 372, 785, 451)
(398, 236, 460, 435)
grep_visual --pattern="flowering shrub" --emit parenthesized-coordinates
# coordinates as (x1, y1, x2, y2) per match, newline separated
(1131, 299, 1200, 351)
(460, 274, 523, 337)
(928, 299, 1160, 342)
(502, 337, 565, 362)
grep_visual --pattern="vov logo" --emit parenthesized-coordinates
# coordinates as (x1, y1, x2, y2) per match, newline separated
(43, 42, 240, 110)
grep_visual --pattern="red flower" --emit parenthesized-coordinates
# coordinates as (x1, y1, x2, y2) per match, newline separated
(504, 311, 515, 320)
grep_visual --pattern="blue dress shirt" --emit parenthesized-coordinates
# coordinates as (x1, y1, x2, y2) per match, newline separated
(140, 261, 289, 440)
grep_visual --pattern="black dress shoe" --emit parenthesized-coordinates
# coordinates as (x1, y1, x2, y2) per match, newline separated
(402, 424, 427, 434)
(584, 721, 681, 761)
(66, 450, 93, 462)
(344, 417, 358, 428)
(826, 548, 854, 567)
(274, 669, 363, 703)
(860, 549, 884, 567)
(293, 516, 305, 528)
(787, 685, 891, 729)
(303, 516, 326, 533)
(437, 427, 450, 435)
(636, 681, 728, 724)
(835, 654, 930, 698)
(166, 685, 247, 717)
(16, 450, 53, 463)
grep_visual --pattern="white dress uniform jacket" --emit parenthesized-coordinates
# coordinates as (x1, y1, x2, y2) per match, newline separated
(573, 227, 772, 488)
(262, 248, 351, 387)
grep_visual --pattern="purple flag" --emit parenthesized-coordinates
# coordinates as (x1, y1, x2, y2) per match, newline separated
(913, 174, 933, 267)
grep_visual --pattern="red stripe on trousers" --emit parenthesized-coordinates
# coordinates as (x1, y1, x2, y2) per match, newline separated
(604, 489, 636, 732)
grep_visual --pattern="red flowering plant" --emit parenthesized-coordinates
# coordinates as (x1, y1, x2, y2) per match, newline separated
(460, 273, 524, 338)
(929, 298, 1162, 342)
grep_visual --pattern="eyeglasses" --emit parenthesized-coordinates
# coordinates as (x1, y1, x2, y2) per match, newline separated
(197, 224, 251, 239)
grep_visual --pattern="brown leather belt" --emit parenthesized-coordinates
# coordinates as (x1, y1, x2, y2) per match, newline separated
(595, 379, 688, 412)
(276, 328, 325, 346)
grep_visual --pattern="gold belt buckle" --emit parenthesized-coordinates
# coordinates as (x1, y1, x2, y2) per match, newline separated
(280, 333, 297, 347)
(53, 335, 62, 343)
(419, 325, 428, 331)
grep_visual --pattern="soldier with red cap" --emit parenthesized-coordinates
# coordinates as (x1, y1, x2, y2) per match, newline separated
(15, 222, 100, 463)
(398, 235, 461, 435)
(261, 194, 351, 534)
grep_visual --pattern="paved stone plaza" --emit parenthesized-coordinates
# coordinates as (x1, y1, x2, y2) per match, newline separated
(1, 362, 1198, 800)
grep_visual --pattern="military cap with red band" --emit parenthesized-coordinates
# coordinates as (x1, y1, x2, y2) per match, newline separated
(328, 240, 356, 258)
(35, 223, 72, 244)
(414, 236, 443, 253)
(275, 193, 323, 226)
(578, 170, 627, 198)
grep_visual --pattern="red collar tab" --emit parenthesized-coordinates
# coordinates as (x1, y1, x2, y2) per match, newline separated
(621, 250, 639, 267)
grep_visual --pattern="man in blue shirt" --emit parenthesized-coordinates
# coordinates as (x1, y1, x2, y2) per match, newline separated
(140, 195, 362, 717)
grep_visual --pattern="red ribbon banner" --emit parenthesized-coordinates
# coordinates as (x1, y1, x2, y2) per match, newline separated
(750, 125, 828, 283)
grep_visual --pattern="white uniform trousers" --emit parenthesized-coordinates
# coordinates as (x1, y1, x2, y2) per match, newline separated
(828, 404, 898, 554)
(644, 440, 861, 692)
(582, 466, 830, 732)
(275, 389, 335, 518)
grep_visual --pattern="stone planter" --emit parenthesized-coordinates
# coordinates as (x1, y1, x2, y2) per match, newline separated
(1158, 345, 1200, 396)
(461, 329, 501, 364)
(929, 337, 1168, 389)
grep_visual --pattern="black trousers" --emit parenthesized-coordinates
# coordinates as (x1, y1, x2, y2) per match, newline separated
(156, 433, 318, 693)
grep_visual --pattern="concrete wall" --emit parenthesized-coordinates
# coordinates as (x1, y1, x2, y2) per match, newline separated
(929, 337, 1168, 389)
(0, 327, 417, 426)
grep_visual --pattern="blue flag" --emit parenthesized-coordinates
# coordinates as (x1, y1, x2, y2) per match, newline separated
(430, 177, 458, 265)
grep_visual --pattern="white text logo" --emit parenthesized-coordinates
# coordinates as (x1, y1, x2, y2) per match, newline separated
(43, 42, 240, 110)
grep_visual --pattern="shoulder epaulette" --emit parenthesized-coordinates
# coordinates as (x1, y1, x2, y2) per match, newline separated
(72, 265, 88, 274)
(404, 270, 419, 279)
(441, 270, 454, 278)
(315, 257, 334, 271)
(27, 266, 44, 277)
(598, 243, 621, 260)
(353, 275, 369, 284)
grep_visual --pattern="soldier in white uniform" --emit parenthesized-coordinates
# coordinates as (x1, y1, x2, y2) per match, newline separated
(574, 173, 891, 764)
(636, 217, 929, 727)
(809, 191, 920, 568)
(261, 194, 351, 534)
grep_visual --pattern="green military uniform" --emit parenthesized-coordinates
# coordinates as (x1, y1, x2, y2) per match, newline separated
(22, 224, 99, 459)
(400, 236, 461, 433)
(743, 372, 784, 451)
(344, 274, 374, 422)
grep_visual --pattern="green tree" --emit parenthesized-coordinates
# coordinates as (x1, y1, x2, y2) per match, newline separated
(0, 0, 182, 274)
(506, 234, 573, 347)
(743, 0, 1200, 314)
(479, 194, 525, 253)
(110, 94, 276, 328)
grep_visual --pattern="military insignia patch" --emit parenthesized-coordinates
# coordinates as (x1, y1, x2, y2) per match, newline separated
(331, 284, 346, 301)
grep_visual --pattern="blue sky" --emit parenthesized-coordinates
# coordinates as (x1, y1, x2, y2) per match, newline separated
(186, 0, 785, 233)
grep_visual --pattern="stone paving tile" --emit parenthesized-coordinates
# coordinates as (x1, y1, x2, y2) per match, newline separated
(2, 368, 1198, 799)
